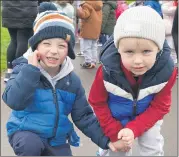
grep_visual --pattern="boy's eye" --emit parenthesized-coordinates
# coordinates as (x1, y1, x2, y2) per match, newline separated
(58, 45, 66, 48)
(43, 42, 50, 45)
(143, 50, 151, 54)
(125, 50, 133, 54)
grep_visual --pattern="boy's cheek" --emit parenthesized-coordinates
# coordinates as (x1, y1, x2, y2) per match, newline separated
(124, 63, 131, 70)
(121, 56, 130, 67)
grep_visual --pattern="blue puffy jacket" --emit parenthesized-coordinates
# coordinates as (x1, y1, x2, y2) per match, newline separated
(2, 56, 109, 149)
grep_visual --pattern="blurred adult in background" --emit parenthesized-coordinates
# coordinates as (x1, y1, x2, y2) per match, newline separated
(2, 0, 38, 82)
(161, 1, 178, 64)
(38, 0, 50, 5)
(52, 0, 75, 20)
(172, 6, 178, 59)
(115, 1, 128, 19)
(143, 0, 163, 18)
(77, 0, 103, 69)
(100, 0, 117, 45)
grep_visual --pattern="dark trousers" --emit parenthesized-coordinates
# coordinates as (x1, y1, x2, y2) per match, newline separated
(9, 131, 72, 156)
(7, 28, 33, 68)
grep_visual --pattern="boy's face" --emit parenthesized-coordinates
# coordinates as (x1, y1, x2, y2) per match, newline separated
(118, 38, 159, 76)
(37, 38, 68, 69)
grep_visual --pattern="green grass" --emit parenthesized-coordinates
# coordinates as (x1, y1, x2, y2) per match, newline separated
(1, 27, 10, 72)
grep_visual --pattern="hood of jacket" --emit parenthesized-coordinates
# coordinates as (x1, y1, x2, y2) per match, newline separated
(103, 1, 117, 10)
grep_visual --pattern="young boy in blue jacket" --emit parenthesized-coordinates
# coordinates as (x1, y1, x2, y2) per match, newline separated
(2, 10, 123, 156)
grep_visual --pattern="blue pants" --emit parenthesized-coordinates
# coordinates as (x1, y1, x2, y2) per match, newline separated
(100, 34, 110, 46)
(9, 131, 72, 156)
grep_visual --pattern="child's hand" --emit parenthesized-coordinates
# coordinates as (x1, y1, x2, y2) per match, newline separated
(118, 128, 134, 148)
(108, 142, 117, 152)
(111, 140, 131, 152)
(28, 50, 41, 67)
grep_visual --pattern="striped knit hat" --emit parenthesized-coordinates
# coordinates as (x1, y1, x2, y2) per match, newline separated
(29, 10, 75, 59)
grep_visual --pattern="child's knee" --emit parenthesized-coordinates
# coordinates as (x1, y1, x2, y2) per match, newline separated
(9, 131, 45, 156)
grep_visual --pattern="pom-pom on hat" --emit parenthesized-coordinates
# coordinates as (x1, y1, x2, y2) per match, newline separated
(114, 6, 165, 50)
(38, 2, 58, 13)
(29, 10, 76, 59)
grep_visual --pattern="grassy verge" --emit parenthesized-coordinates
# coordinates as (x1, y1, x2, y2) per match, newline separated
(1, 27, 10, 72)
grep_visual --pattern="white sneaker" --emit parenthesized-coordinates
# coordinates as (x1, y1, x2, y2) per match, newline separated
(76, 52, 84, 57)
(97, 43, 102, 47)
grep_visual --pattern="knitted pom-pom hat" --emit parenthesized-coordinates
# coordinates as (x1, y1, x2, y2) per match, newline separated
(29, 10, 76, 59)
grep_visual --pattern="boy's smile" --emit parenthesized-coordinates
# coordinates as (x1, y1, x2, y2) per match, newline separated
(118, 38, 159, 76)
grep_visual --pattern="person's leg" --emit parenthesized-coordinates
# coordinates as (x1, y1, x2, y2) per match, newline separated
(81, 39, 95, 68)
(83, 39, 92, 63)
(16, 28, 33, 58)
(9, 131, 45, 156)
(6, 28, 17, 69)
(91, 39, 98, 65)
(138, 120, 164, 156)
(76, 38, 84, 56)
(101, 34, 107, 46)
(80, 38, 84, 54)
(4, 28, 17, 82)
(43, 143, 72, 156)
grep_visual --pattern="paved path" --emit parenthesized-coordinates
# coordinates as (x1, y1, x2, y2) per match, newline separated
(1, 44, 178, 156)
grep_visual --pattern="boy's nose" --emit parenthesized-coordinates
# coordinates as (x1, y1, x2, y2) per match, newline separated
(133, 55, 143, 64)
(50, 47, 58, 54)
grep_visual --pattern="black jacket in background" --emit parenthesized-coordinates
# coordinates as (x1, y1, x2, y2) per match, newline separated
(38, 0, 50, 5)
(172, 6, 178, 59)
(2, 0, 38, 28)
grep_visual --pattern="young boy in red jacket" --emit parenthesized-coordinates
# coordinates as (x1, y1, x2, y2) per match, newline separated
(89, 6, 177, 156)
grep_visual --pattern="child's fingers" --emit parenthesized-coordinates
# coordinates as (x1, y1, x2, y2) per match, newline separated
(122, 136, 131, 141)
(125, 141, 132, 147)
(125, 147, 131, 152)
(34, 50, 41, 60)
(118, 130, 124, 139)
(120, 146, 131, 152)
(108, 142, 117, 152)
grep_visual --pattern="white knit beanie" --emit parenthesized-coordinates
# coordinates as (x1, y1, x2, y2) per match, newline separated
(114, 6, 165, 50)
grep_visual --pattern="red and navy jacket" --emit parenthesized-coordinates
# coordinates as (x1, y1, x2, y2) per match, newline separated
(89, 35, 177, 142)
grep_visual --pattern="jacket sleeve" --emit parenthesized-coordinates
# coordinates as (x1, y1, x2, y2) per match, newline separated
(101, 4, 110, 32)
(77, 5, 91, 19)
(71, 76, 110, 149)
(2, 64, 41, 111)
(88, 66, 123, 142)
(125, 68, 177, 138)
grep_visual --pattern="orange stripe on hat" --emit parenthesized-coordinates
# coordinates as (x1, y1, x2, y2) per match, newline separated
(34, 13, 73, 33)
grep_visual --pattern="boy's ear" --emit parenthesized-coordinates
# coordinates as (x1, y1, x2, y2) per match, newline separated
(157, 47, 160, 53)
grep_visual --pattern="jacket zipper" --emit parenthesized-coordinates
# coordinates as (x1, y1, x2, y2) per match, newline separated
(132, 85, 141, 116)
(48, 88, 59, 143)
(40, 75, 60, 143)
(52, 88, 59, 138)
